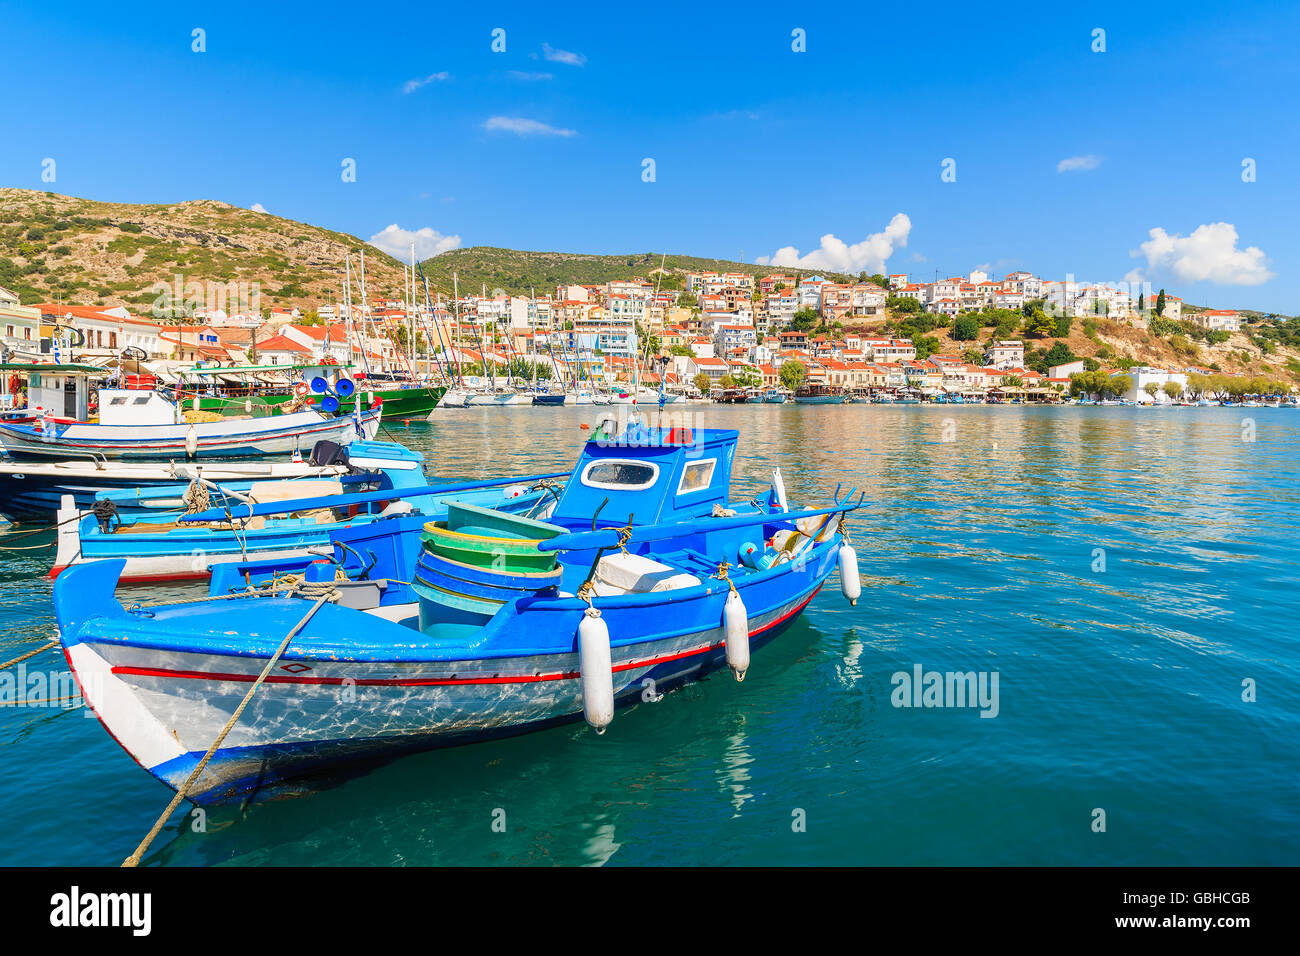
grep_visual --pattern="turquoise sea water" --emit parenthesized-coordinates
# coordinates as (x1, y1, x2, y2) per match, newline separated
(1, 405, 1297, 866)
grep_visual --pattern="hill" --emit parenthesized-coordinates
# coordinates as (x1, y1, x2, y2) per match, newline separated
(0, 188, 410, 312)
(1, 187, 1295, 386)
(417, 246, 849, 295)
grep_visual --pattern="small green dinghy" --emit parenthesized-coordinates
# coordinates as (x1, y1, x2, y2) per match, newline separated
(421, 501, 565, 572)
(414, 502, 568, 635)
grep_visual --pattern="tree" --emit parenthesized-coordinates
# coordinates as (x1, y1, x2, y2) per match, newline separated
(1022, 308, 1057, 337)
(886, 295, 922, 314)
(791, 307, 819, 331)
(719, 374, 735, 388)
(693, 372, 711, 394)
(1162, 381, 1183, 401)
(1042, 341, 1077, 369)
(1143, 382, 1161, 401)
(732, 367, 761, 388)
(952, 315, 979, 341)
(780, 360, 806, 391)
(1156, 289, 1167, 316)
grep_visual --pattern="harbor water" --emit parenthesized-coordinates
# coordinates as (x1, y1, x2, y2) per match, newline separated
(1, 405, 1296, 865)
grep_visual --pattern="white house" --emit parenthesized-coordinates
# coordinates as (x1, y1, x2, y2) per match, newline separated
(1119, 367, 1189, 404)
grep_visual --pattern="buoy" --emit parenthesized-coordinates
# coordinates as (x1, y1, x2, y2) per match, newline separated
(403, 419, 410, 426)
(738, 541, 761, 569)
(839, 541, 861, 606)
(580, 423, 589, 430)
(244, 399, 253, 414)
(184, 424, 198, 458)
(578, 607, 614, 732)
(723, 589, 750, 681)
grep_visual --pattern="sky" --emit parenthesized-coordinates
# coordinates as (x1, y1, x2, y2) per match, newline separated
(2, 0, 1297, 312)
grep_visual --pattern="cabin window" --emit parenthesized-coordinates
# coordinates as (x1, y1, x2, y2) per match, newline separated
(677, 458, 716, 495)
(109, 397, 126, 405)
(580, 459, 659, 491)
(133, 396, 149, 405)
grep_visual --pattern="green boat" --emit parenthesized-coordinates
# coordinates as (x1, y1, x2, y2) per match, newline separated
(177, 362, 446, 420)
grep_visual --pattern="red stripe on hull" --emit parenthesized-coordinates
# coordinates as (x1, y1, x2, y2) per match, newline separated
(108, 587, 822, 687)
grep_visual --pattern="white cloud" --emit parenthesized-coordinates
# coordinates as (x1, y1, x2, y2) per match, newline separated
(507, 70, 553, 81)
(1133, 222, 1274, 286)
(368, 224, 461, 260)
(402, 71, 450, 94)
(541, 43, 586, 66)
(482, 115, 577, 137)
(1057, 155, 1103, 173)
(250, 203, 268, 214)
(756, 213, 912, 275)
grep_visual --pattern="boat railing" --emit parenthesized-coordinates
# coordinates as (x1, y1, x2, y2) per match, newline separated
(178, 470, 571, 523)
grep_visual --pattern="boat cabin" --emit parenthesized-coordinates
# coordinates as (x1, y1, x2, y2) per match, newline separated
(97, 388, 181, 426)
(0, 362, 102, 417)
(550, 424, 738, 528)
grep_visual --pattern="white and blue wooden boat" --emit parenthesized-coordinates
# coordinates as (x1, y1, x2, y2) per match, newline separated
(0, 388, 381, 461)
(0, 441, 362, 522)
(53, 423, 862, 803)
(51, 442, 561, 582)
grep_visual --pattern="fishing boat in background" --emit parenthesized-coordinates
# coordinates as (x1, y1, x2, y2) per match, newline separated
(53, 421, 862, 803)
(0, 444, 358, 522)
(0, 388, 381, 461)
(763, 389, 788, 404)
(793, 384, 847, 405)
(178, 363, 446, 420)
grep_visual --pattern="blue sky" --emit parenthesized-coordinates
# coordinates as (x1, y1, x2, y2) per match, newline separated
(2, 0, 1297, 311)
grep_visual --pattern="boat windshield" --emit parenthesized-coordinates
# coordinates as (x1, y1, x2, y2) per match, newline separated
(581, 459, 659, 490)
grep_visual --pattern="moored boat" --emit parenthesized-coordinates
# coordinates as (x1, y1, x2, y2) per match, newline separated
(53, 423, 862, 803)
(792, 384, 847, 405)
(51, 443, 559, 583)
(0, 389, 380, 461)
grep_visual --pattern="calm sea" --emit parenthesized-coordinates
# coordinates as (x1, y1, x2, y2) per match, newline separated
(1, 405, 1296, 866)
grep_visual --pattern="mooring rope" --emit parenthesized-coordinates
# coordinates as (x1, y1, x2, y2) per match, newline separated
(121, 587, 337, 868)
(0, 640, 58, 670)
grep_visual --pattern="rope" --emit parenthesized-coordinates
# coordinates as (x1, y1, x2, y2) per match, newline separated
(0, 640, 58, 669)
(712, 560, 738, 595)
(0, 694, 83, 707)
(182, 479, 210, 515)
(121, 588, 336, 868)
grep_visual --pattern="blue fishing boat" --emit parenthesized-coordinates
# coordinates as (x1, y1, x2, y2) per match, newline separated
(51, 442, 560, 582)
(53, 422, 862, 803)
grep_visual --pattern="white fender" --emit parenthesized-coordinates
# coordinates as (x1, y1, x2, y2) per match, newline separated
(723, 588, 750, 681)
(184, 425, 198, 458)
(771, 468, 789, 512)
(578, 607, 614, 732)
(839, 542, 861, 606)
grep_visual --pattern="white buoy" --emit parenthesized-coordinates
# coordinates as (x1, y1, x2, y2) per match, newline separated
(723, 588, 750, 681)
(184, 425, 198, 458)
(839, 542, 861, 606)
(578, 607, 614, 733)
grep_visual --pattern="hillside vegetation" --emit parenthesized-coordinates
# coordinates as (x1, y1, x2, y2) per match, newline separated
(0, 188, 409, 310)
(418, 246, 848, 295)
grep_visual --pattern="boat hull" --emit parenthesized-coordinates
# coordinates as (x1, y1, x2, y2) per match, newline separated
(57, 538, 840, 803)
(196, 385, 445, 420)
(0, 408, 381, 461)
(0, 461, 347, 522)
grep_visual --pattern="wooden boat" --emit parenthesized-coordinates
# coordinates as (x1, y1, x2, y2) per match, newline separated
(793, 384, 847, 405)
(179, 362, 445, 420)
(0, 389, 380, 461)
(0, 443, 355, 522)
(762, 389, 787, 404)
(53, 423, 862, 803)
(51, 443, 559, 583)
